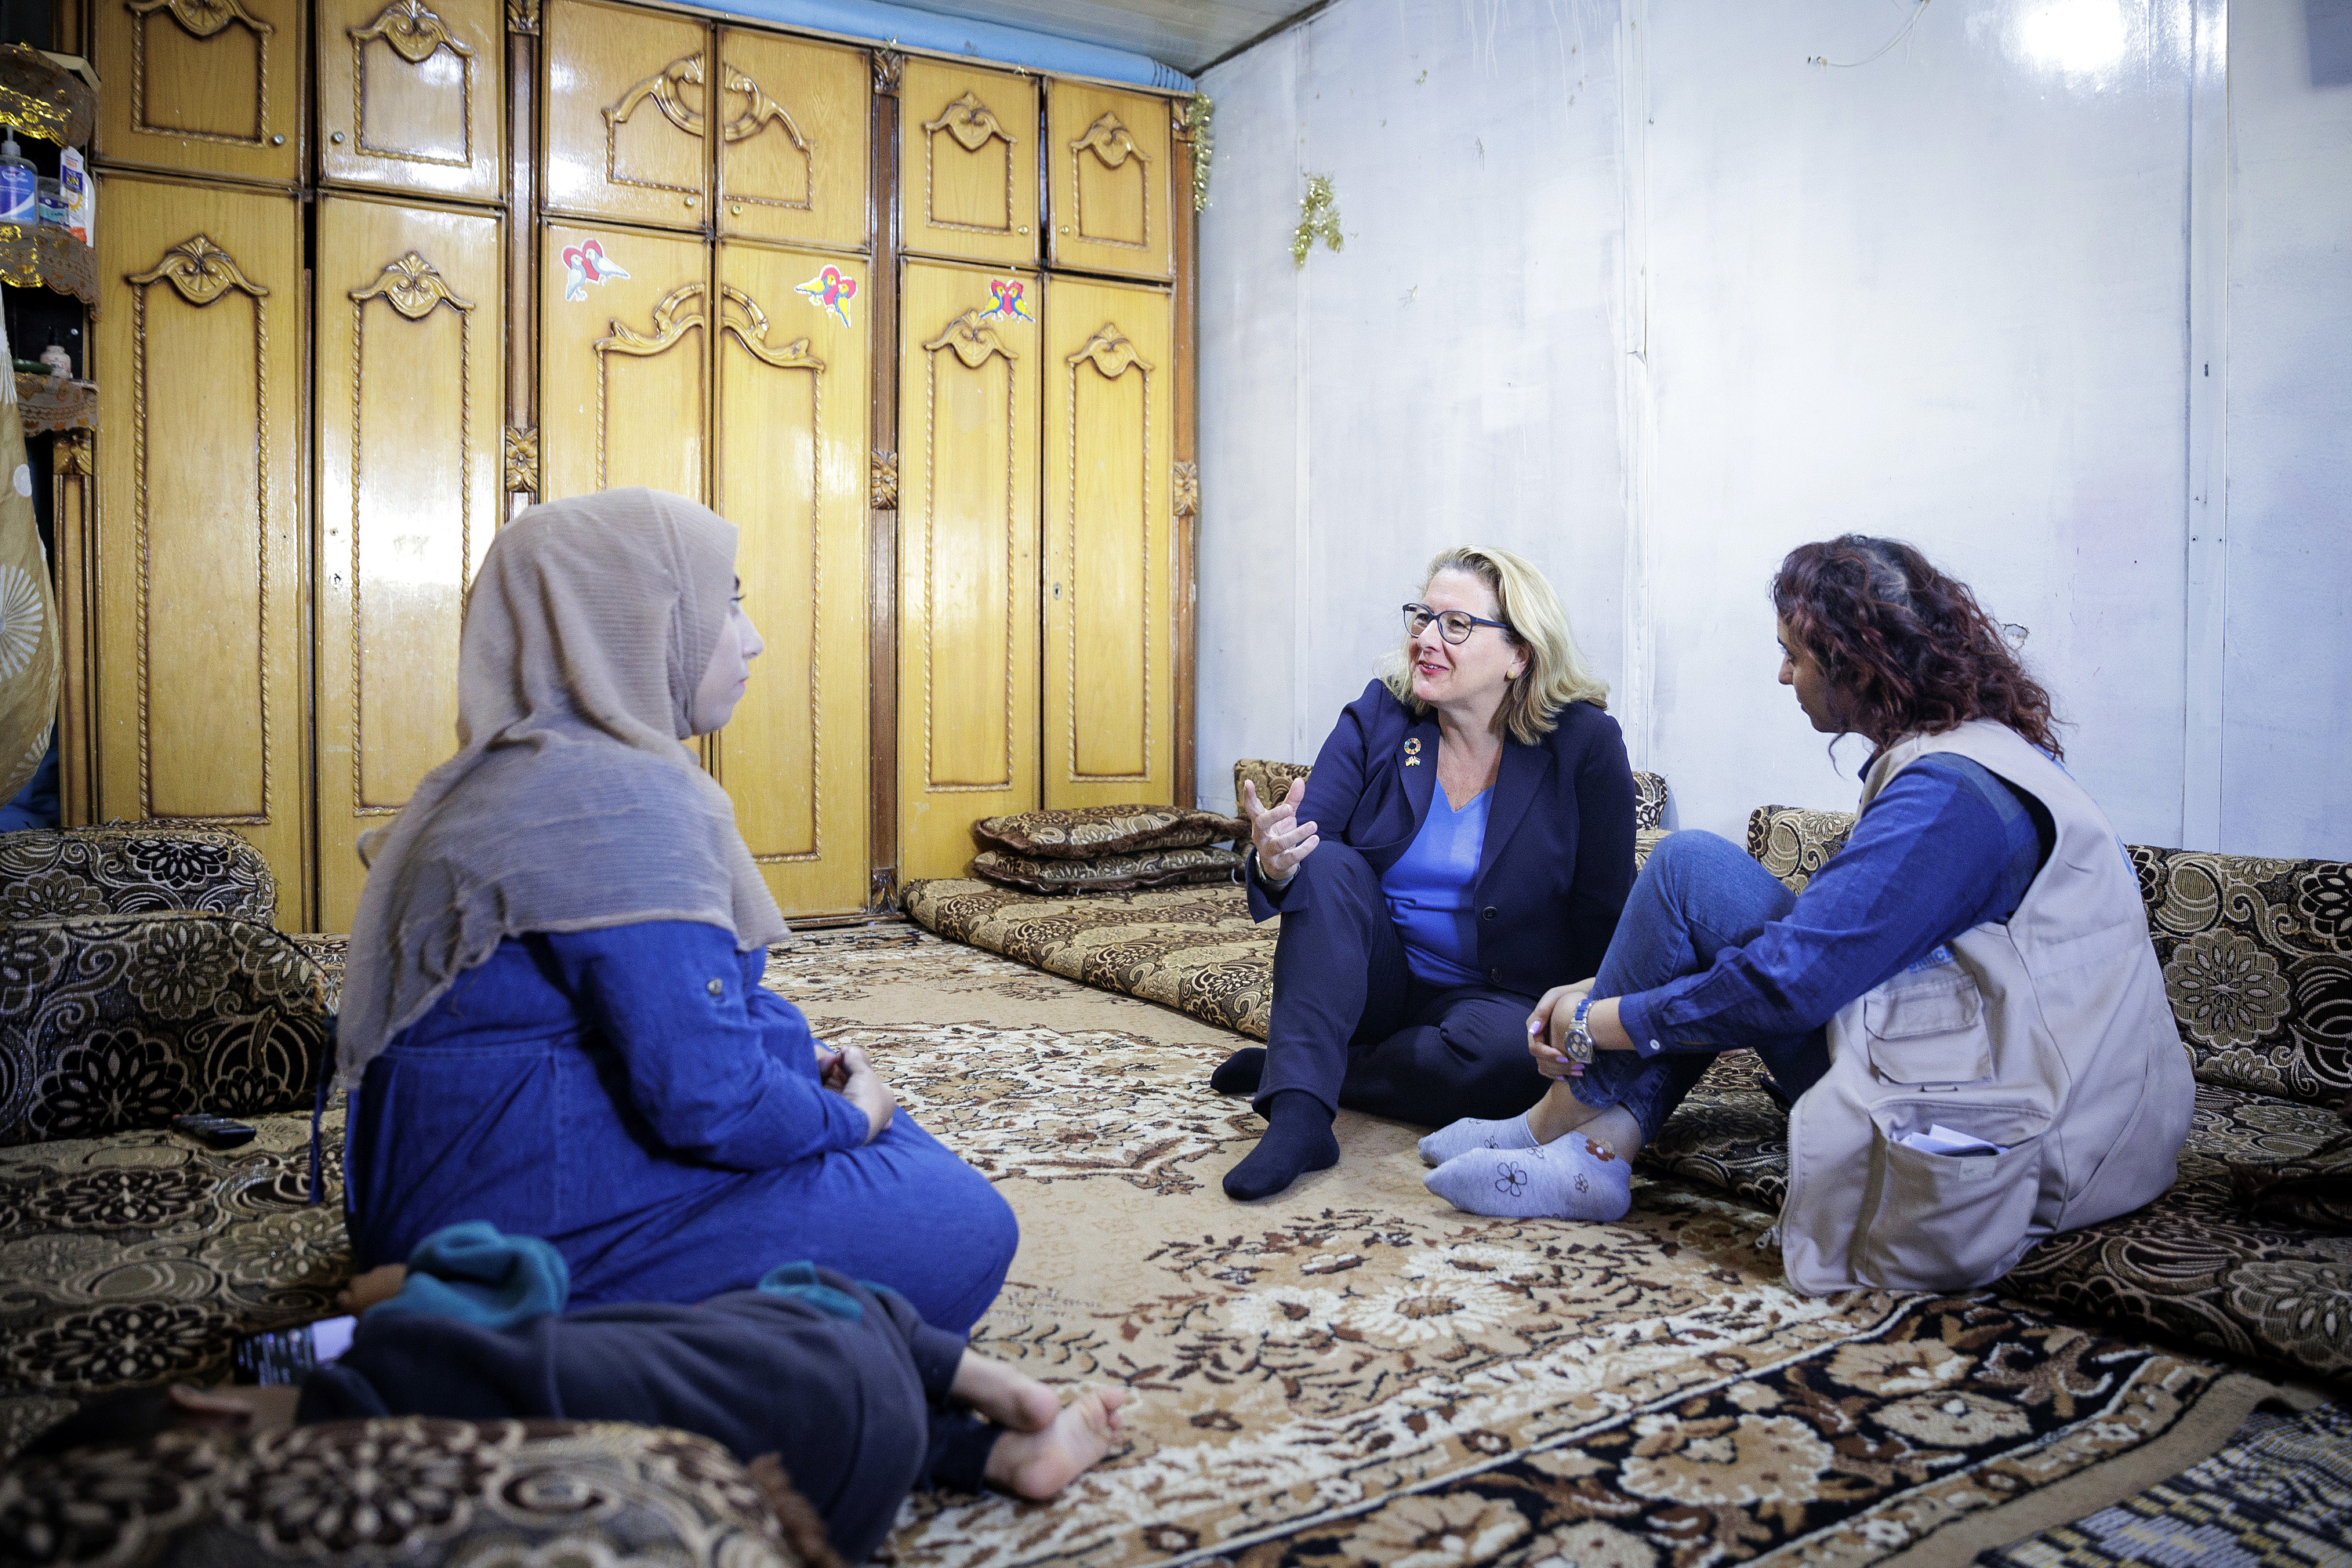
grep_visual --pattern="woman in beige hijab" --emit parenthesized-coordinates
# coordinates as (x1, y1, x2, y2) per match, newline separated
(339, 489, 1016, 1332)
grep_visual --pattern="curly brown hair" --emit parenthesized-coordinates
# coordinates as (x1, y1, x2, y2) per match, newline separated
(1770, 535, 2063, 758)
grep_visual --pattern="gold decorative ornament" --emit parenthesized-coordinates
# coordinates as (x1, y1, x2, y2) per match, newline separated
(923, 92, 1014, 154)
(1290, 174, 1341, 267)
(921, 309, 1016, 371)
(349, 250, 474, 321)
(53, 429, 95, 474)
(1065, 323, 1151, 380)
(503, 426, 539, 494)
(506, 0, 540, 34)
(1171, 461, 1199, 520)
(870, 449, 898, 510)
(352, 0, 472, 66)
(1175, 92, 1213, 213)
(127, 234, 270, 307)
(871, 47, 905, 96)
(129, 0, 274, 42)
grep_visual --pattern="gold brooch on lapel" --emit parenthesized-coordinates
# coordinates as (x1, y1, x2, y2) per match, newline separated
(1403, 736, 1423, 767)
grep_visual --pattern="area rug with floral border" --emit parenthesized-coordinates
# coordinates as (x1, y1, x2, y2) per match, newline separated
(0, 925, 2285, 1568)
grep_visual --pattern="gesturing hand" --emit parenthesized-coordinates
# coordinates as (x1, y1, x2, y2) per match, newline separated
(1243, 777, 1320, 887)
(828, 1045, 895, 1143)
(1526, 981, 1597, 1079)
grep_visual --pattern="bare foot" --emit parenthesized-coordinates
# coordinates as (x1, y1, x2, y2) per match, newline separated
(950, 1350, 1058, 1432)
(337, 1263, 407, 1312)
(1526, 1082, 1605, 1145)
(983, 1387, 1131, 1501)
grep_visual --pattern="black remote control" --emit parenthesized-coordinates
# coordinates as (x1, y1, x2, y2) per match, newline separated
(171, 1113, 257, 1149)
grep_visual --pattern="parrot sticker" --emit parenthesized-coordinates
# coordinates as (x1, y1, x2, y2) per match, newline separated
(793, 265, 858, 328)
(980, 278, 1033, 324)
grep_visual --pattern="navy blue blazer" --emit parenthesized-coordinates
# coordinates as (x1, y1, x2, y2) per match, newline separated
(1247, 680, 1638, 997)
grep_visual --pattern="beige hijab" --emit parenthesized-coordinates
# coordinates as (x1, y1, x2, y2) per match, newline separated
(337, 488, 787, 1087)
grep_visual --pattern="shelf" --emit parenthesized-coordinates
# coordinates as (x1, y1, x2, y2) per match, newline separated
(0, 45, 95, 151)
(0, 223, 95, 308)
(16, 372, 93, 435)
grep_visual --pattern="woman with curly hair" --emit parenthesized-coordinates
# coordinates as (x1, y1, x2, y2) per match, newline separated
(1420, 535, 2192, 1294)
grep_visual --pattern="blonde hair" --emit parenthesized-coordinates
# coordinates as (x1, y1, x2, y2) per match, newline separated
(1379, 545, 1609, 743)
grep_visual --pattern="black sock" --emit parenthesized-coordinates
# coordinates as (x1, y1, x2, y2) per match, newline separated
(1210, 1047, 1265, 1096)
(1223, 1091, 1338, 1201)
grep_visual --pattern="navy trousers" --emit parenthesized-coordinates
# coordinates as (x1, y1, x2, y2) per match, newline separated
(1258, 844, 1552, 1125)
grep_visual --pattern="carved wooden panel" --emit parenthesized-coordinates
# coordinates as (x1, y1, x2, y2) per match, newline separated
(542, 0, 709, 230)
(96, 0, 306, 184)
(710, 242, 869, 913)
(318, 0, 503, 200)
(539, 223, 709, 501)
(94, 176, 307, 924)
(314, 198, 504, 932)
(898, 259, 1040, 880)
(898, 60, 1039, 269)
(714, 30, 868, 251)
(1043, 277, 1172, 807)
(1046, 80, 1173, 281)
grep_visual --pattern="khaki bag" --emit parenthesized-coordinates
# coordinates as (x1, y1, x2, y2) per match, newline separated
(1780, 721, 2194, 1294)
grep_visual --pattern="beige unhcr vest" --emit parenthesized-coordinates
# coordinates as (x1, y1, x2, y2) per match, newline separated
(1779, 721, 2193, 1294)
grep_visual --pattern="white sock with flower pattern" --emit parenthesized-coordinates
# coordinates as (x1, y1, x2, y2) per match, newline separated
(1422, 1134, 1633, 1221)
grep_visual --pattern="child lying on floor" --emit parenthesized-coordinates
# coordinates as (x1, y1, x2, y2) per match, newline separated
(24, 1224, 1127, 1566)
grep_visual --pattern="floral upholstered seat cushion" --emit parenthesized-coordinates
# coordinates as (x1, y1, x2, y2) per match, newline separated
(0, 1419, 833, 1567)
(0, 913, 333, 1148)
(973, 804, 1247, 860)
(0, 827, 278, 922)
(2136, 846, 2352, 1109)
(1233, 759, 1672, 832)
(971, 844, 1243, 894)
(0, 1108, 350, 1456)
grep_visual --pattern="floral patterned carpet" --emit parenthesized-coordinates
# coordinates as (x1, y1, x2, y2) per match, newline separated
(0, 924, 2278, 1566)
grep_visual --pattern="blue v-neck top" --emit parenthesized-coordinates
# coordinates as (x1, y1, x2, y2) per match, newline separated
(1380, 786, 1492, 986)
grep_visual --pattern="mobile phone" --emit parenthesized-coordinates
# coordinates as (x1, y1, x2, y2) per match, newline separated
(171, 1113, 257, 1149)
(230, 1316, 358, 1386)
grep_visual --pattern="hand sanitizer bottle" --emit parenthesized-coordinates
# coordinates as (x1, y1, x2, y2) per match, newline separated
(0, 135, 35, 226)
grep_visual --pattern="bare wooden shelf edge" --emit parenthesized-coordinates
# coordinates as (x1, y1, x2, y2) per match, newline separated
(17, 372, 96, 434)
(0, 45, 96, 150)
(0, 223, 98, 307)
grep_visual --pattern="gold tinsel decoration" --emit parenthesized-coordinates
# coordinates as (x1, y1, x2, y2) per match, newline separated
(1182, 92, 1214, 212)
(1290, 174, 1341, 267)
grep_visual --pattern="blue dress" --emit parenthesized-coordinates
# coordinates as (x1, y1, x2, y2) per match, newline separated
(343, 920, 1018, 1334)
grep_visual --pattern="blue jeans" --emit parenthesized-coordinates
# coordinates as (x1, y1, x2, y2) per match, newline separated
(1568, 831, 1830, 1144)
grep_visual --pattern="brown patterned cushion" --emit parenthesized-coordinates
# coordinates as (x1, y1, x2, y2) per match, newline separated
(1232, 758, 1313, 815)
(0, 913, 333, 1148)
(0, 827, 278, 922)
(2137, 846, 2352, 1109)
(1234, 758, 1673, 830)
(971, 804, 1245, 860)
(971, 845, 1240, 895)
(1744, 804, 1858, 893)
(0, 1420, 829, 1567)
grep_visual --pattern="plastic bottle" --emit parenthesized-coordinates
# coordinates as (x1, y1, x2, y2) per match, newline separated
(35, 176, 64, 227)
(0, 135, 34, 226)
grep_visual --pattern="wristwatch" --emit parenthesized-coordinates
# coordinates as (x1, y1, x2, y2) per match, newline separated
(1562, 994, 1598, 1066)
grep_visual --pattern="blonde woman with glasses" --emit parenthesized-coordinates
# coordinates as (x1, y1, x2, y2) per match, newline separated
(1214, 546, 1639, 1200)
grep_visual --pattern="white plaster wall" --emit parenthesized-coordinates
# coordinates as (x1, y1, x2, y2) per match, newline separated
(1198, 0, 2350, 858)
(1196, 0, 1629, 811)
(1637, 0, 2197, 844)
(2220, 0, 2352, 857)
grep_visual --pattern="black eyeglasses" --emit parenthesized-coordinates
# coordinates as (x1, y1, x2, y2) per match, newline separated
(1403, 604, 1514, 645)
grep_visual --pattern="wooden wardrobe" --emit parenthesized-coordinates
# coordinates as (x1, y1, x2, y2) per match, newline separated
(56, 0, 1200, 931)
